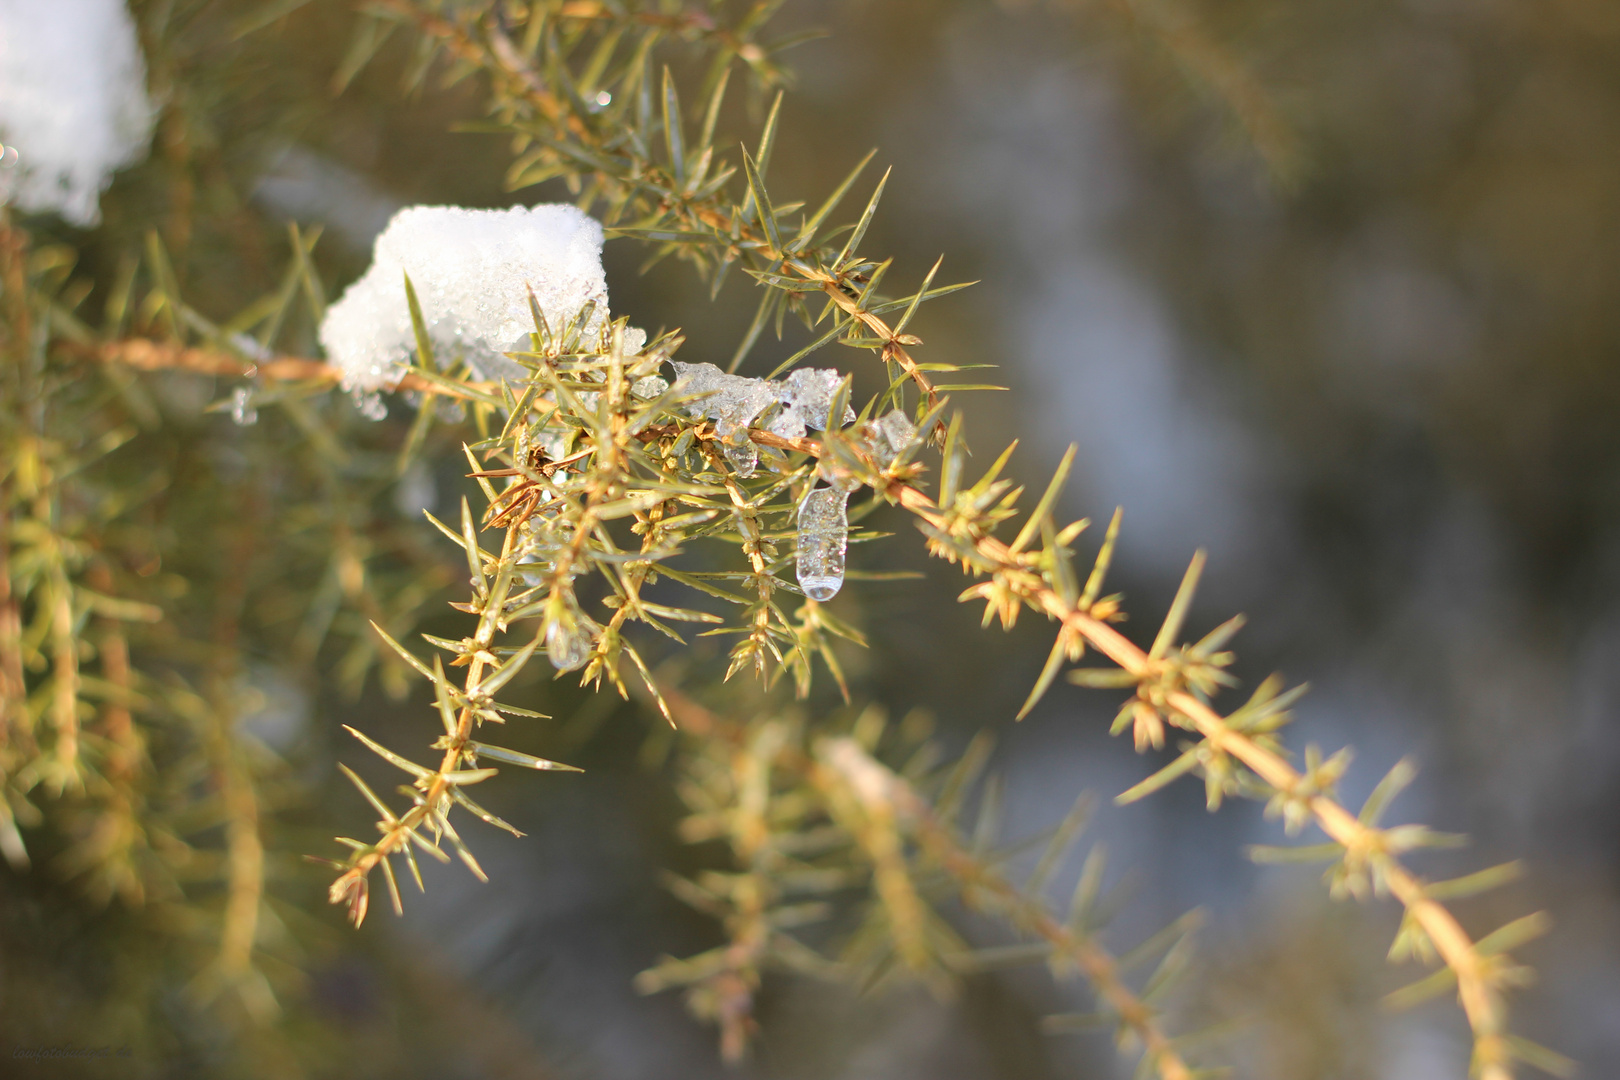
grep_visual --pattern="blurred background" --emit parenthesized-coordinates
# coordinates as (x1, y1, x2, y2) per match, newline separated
(4, 0, 1619, 1076)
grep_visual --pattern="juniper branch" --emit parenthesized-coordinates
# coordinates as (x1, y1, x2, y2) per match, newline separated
(645, 683, 1197, 1076)
(370, 0, 950, 426)
(815, 736, 1198, 1080)
(884, 477, 1540, 1080)
(70, 6, 1553, 1070)
(82, 327, 1549, 1079)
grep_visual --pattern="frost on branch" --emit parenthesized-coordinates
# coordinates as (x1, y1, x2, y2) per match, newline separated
(319, 204, 642, 392)
(0, 0, 155, 227)
(670, 361, 855, 477)
(661, 359, 914, 599)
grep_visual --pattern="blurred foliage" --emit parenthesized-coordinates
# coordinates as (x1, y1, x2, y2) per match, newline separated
(3, 0, 1612, 1078)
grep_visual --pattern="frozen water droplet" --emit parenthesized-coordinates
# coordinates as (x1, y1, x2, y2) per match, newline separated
(352, 390, 388, 421)
(231, 385, 258, 426)
(716, 411, 759, 478)
(547, 617, 595, 672)
(796, 487, 850, 601)
(873, 409, 918, 466)
(722, 440, 758, 478)
(631, 375, 668, 398)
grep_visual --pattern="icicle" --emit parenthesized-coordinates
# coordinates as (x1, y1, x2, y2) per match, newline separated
(796, 486, 850, 601)
(230, 385, 258, 426)
(351, 389, 388, 421)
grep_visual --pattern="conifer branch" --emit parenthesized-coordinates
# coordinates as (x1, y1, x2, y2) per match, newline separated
(886, 478, 1541, 1080)
(366, 0, 952, 427)
(78, 283, 1549, 1080)
(818, 738, 1198, 1080)
(1050, 0, 1298, 180)
(13, 3, 1561, 1072)
(905, 796, 1196, 1080)
(653, 686, 1197, 1079)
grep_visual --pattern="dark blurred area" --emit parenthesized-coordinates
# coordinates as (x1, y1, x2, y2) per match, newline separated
(5, 0, 1619, 1077)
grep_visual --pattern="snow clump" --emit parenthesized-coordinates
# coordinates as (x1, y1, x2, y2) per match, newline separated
(319, 204, 642, 392)
(0, 0, 155, 227)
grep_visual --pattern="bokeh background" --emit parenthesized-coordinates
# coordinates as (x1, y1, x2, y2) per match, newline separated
(4, 0, 1619, 1077)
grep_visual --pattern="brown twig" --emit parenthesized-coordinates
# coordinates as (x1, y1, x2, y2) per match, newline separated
(89, 339, 487, 402)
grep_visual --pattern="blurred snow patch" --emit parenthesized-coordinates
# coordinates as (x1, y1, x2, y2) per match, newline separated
(237, 665, 309, 754)
(0, 0, 154, 226)
(1381, 1015, 1468, 1080)
(914, 28, 1271, 576)
(319, 204, 637, 392)
(394, 460, 438, 520)
(1024, 253, 1265, 572)
(252, 144, 402, 252)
